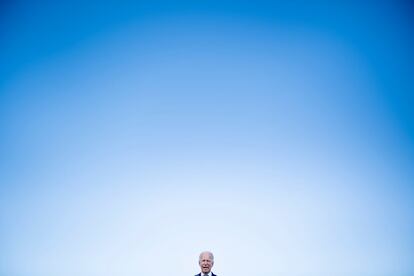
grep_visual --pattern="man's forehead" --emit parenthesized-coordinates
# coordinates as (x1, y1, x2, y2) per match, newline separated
(199, 252, 213, 260)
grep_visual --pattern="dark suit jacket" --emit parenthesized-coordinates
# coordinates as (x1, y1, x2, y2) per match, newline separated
(195, 273, 217, 276)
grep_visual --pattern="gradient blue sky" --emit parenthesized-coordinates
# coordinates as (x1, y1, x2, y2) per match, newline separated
(1, 1, 413, 276)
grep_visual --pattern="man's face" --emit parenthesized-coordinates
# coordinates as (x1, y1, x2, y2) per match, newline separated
(199, 253, 214, 274)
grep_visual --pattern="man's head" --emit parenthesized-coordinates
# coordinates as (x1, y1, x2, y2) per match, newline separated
(199, 251, 214, 274)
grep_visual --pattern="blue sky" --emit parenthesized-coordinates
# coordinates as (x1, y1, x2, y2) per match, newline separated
(1, 1, 413, 276)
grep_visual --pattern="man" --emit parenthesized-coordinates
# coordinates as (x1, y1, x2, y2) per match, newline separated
(195, 251, 217, 276)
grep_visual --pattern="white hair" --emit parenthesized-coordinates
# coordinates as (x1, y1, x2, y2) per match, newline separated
(199, 251, 214, 261)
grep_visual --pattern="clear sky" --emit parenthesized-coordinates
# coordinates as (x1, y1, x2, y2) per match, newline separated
(1, 1, 413, 276)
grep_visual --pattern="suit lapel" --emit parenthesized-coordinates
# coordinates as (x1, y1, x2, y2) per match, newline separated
(197, 273, 216, 276)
